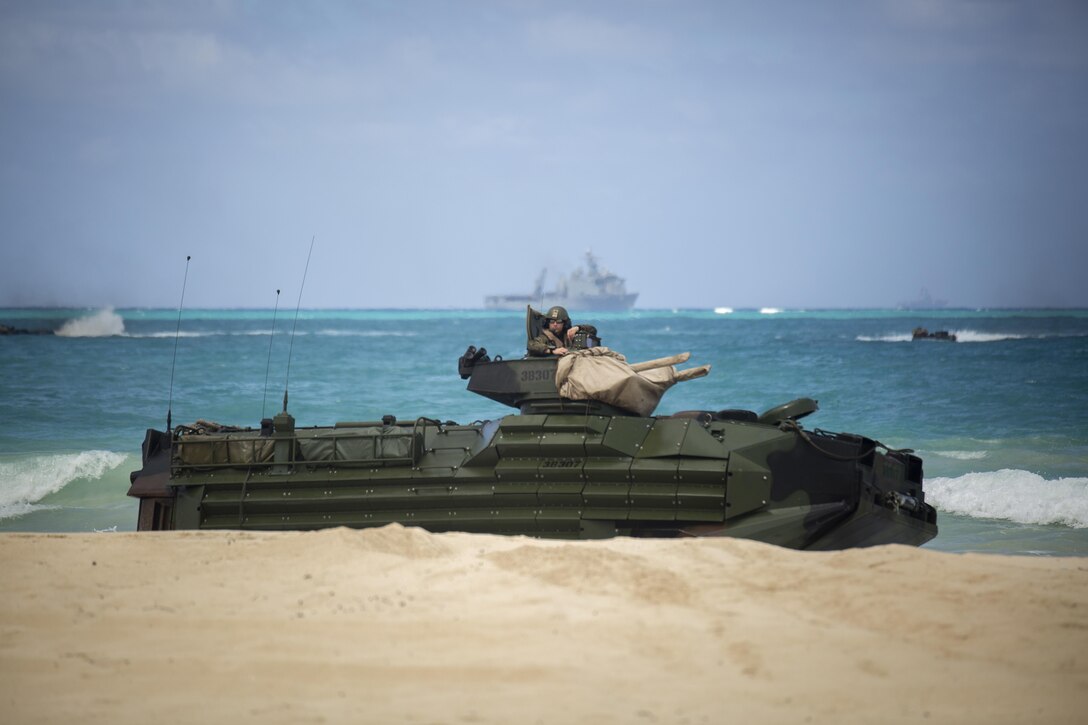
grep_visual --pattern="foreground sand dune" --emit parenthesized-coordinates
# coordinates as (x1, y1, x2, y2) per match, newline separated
(1, 525, 1086, 723)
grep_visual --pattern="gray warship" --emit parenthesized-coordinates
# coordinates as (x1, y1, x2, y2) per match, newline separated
(483, 270, 547, 311)
(128, 310, 937, 549)
(897, 288, 949, 310)
(484, 252, 638, 312)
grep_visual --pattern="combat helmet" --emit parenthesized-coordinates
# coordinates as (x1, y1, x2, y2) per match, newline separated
(546, 306, 570, 324)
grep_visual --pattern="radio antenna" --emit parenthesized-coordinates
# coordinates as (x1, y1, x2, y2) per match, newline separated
(166, 255, 191, 432)
(283, 236, 315, 412)
(261, 288, 281, 420)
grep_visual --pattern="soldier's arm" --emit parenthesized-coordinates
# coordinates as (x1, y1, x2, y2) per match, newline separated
(526, 337, 550, 356)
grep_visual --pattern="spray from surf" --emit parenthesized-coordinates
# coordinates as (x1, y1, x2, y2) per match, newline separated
(55, 308, 126, 337)
(0, 451, 127, 520)
(927, 470, 1088, 528)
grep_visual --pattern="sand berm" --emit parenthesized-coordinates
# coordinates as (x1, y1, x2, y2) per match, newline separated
(2, 525, 1086, 723)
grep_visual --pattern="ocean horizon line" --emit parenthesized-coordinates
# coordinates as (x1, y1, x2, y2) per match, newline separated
(4, 305, 1088, 313)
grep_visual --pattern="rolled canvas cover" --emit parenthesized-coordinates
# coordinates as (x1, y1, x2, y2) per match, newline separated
(555, 348, 709, 416)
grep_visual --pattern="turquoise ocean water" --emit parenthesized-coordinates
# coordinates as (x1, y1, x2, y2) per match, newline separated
(2, 306, 1086, 555)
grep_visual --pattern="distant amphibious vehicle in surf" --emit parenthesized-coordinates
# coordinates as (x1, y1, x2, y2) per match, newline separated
(129, 313, 937, 549)
(912, 327, 958, 342)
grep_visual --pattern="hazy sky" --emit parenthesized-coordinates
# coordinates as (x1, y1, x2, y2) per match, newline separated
(2, 0, 1086, 309)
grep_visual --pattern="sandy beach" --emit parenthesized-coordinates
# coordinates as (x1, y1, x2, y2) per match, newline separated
(1, 525, 1086, 724)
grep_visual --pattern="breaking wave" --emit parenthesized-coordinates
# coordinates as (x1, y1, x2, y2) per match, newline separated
(0, 451, 127, 520)
(952, 330, 1030, 343)
(927, 470, 1088, 528)
(313, 330, 419, 337)
(55, 308, 126, 337)
(855, 333, 914, 342)
(931, 450, 989, 461)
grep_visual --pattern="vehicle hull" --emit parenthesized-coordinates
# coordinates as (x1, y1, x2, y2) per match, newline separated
(129, 408, 936, 549)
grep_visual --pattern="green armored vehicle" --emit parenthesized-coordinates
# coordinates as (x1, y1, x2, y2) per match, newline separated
(128, 321, 937, 549)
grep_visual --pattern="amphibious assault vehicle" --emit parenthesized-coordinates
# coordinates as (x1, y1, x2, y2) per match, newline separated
(912, 327, 958, 342)
(128, 325, 937, 549)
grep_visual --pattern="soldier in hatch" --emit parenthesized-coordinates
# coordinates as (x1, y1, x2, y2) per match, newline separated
(527, 306, 598, 357)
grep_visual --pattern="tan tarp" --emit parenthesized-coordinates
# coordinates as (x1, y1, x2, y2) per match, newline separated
(175, 433, 274, 467)
(555, 347, 710, 416)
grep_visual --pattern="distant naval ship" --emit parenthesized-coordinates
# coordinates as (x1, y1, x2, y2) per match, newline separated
(484, 252, 638, 311)
(897, 288, 948, 309)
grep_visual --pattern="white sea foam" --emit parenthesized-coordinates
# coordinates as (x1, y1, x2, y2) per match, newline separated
(857, 329, 1037, 343)
(855, 333, 914, 342)
(759, 307, 782, 315)
(713, 307, 733, 315)
(55, 308, 126, 337)
(132, 330, 280, 338)
(951, 330, 1029, 343)
(932, 450, 989, 461)
(314, 330, 419, 337)
(133, 330, 212, 338)
(0, 451, 127, 520)
(927, 469, 1088, 528)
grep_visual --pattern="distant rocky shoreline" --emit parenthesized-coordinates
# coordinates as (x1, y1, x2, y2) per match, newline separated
(0, 323, 53, 335)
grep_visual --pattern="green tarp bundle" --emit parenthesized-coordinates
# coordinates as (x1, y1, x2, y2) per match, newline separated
(296, 427, 417, 466)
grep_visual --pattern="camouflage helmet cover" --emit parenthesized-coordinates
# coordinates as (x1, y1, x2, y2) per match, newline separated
(545, 306, 570, 324)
